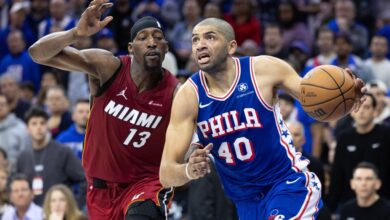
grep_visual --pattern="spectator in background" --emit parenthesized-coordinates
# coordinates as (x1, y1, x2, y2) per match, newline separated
(19, 82, 36, 104)
(0, 30, 41, 90)
(331, 32, 373, 83)
(38, 0, 76, 38)
(0, 1, 36, 60)
(57, 99, 90, 159)
(277, 0, 312, 52)
(0, 73, 31, 122)
(131, 0, 161, 23)
(168, 0, 202, 69)
(327, 0, 368, 56)
(365, 35, 390, 88)
(96, 28, 119, 56)
(36, 69, 62, 107)
(327, 94, 390, 212)
(26, 0, 50, 38)
(162, 51, 179, 76)
(224, 0, 261, 53)
(0, 94, 27, 169)
(339, 162, 390, 220)
(45, 86, 73, 138)
(367, 81, 390, 125)
(160, 0, 180, 30)
(260, 24, 289, 59)
(0, 166, 10, 218)
(108, 0, 133, 53)
(68, 0, 87, 18)
(42, 184, 85, 220)
(0, 0, 8, 30)
(278, 93, 298, 123)
(17, 107, 86, 206)
(0, 148, 10, 172)
(203, 2, 223, 19)
(2, 174, 43, 220)
(305, 27, 336, 71)
(288, 40, 310, 73)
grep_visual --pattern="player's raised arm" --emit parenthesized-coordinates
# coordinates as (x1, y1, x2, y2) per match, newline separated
(160, 82, 211, 187)
(28, 0, 119, 82)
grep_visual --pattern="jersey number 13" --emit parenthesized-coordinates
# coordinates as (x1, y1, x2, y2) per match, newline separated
(123, 128, 151, 148)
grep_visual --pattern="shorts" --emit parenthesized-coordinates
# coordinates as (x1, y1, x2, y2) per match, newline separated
(235, 171, 323, 220)
(86, 176, 174, 220)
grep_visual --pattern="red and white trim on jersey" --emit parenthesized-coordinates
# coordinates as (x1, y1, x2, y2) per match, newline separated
(273, 108, 299, 172)
(199, 57, 241, 101)
(249, 57, 273, 111)
(292, 172, 322, 220)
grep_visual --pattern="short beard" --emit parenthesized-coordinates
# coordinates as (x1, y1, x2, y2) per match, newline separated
(143, 57, 163, 74)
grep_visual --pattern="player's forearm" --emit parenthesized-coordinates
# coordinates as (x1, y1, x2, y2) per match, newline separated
(159, 163, 191, 188)
(29, 28, 78, 63)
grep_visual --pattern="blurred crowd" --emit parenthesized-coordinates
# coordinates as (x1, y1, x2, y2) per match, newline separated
(1, 0, 390, 219)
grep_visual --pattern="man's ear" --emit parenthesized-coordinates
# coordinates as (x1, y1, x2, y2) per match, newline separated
(128, 42, 133, 54)
(228, 40, 238, 56)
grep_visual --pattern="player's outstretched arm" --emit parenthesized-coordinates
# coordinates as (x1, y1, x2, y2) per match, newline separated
(160, 82, 210, 187)
(29, 0, 119, 81)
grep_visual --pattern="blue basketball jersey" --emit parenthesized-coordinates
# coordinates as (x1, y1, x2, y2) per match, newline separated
(189, 56, 309, 201)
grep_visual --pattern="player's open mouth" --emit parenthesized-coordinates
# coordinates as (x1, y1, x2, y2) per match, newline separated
(146, 51, 160, 59)
(198, 53, 210, 64)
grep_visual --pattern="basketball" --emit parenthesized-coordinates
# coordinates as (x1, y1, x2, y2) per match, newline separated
(300, 65, 356, 122)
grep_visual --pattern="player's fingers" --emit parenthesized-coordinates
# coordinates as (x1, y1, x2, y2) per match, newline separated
(344, 68, 356, 79)
(203, 143, 213, 153)
(189, 155, 210, 164)
(99, 16, 113, 28)
(98, 2, 112, 14)
(190, 148, 207, 157)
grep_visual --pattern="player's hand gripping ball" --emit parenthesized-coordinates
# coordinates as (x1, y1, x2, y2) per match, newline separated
(300, 65, 356, 122)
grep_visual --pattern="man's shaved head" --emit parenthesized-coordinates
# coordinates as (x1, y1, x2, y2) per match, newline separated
(195, 18, 235, 42)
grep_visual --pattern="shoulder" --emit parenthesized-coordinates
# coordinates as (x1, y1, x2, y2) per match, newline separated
(251, 55, 296, 78)
(56, 126, 75, 141)
(336, 126, 355, 139)
(1, 206, 15, 219)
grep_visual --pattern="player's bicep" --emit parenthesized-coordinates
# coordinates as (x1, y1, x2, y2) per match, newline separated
(163, 82, 198, 164)
(254, 56, 302, 100)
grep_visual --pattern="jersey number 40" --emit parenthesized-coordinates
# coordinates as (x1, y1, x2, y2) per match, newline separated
(218, 137, 255, 165)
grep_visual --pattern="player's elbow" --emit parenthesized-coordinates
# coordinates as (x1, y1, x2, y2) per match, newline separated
(28, 44, 47, 64)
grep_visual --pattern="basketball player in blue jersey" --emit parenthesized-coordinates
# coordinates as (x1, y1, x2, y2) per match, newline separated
(160, 18, 365, 219)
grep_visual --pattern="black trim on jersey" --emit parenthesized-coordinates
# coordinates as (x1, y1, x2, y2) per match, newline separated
(94, 60, 123, 97)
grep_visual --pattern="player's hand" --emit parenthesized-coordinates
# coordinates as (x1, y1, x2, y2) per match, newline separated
(186, 143, 213, 180)
(344, 68, 367, 112)
(75, 0, 113, 37)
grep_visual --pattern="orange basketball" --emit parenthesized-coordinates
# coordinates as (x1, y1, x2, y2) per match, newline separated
(299, 65, 356, 122)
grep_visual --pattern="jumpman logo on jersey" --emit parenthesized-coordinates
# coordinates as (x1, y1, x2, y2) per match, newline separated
(116, 87, 128, 100)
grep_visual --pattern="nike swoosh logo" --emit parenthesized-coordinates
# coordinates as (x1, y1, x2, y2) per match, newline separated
(199, 101, 213, 108)
(286, 177, 301, 185)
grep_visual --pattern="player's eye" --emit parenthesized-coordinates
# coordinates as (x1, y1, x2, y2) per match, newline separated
(206, 35, 215, 40)
(192, 37, 199, 43)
